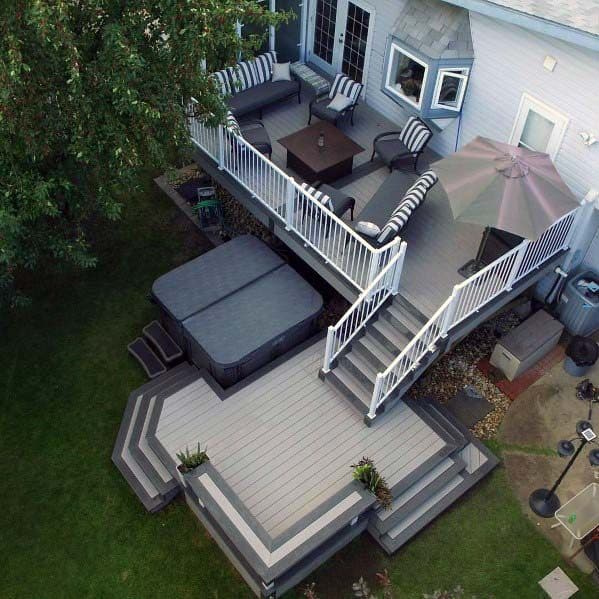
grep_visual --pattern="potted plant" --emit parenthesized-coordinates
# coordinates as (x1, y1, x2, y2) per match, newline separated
(351, 457, 392, 510)
(176, 443, 209, 475)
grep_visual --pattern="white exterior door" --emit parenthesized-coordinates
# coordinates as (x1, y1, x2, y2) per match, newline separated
(307, 0, 374, 85)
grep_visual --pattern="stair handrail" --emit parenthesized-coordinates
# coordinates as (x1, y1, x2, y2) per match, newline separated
(323, 239, 407, 373)
(368, 203, 582, 420)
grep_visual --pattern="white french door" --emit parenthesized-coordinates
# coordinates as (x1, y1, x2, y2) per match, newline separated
(307, 0, 374, 86)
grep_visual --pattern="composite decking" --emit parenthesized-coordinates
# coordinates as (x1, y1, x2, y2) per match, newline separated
(254, 93, 483, 318)
(154, 338, 447, 538)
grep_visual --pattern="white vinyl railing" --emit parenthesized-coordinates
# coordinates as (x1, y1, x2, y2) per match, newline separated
(368, 205, 581, 419)
(323, 239, 407, 372)
(188, 109, 398, 291)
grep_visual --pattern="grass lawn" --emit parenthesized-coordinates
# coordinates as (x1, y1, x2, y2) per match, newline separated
(1, 175, 596, 598)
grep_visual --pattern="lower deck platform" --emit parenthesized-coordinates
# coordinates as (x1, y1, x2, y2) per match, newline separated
(113, 336, 498, 596)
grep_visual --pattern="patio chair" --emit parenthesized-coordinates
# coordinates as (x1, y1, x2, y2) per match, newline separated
(299, 181, 356, 221)
(308, 74, 363, 127)
(353, 170, 438, 247)
(371, 116, 433, 173)
(226, 111, 272, 158)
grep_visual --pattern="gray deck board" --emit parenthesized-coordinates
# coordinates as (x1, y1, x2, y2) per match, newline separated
(154, 339, 447, 537)
(250, 94, 483, 319)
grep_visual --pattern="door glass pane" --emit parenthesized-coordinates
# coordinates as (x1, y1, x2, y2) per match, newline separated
(519, 110, 554, 152)
(341, 2, 370, 83)
(276, 0, 301, 62)
(313, 0, 337, 64)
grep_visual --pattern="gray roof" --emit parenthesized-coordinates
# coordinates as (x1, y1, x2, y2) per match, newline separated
(487, 0, 599, 37)
(394, 0, 474, 60)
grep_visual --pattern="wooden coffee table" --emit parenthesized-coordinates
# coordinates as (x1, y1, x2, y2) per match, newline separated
(278, 122, 364, 184)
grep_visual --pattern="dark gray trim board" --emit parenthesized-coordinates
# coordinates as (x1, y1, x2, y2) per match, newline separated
(441, 0, 599, 52)
(192, 147, 360, 304)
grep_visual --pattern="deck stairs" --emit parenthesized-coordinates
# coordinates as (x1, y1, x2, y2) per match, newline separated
(367, 399, 498, 554)
(323, 295, 437, 416)
(111, 362, 201, 512)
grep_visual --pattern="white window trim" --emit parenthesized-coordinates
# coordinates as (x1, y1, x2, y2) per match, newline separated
(509, 93, 569, 159)
(431, 68, 469, 112)
(384, 41, 428, 110)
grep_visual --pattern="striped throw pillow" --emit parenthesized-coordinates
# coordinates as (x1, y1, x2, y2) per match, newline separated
(253, 51, 277, 84)
(399, 116, 432, 153)
(328, 74, 362, 103)
(237, 60, 259, 90)
(375, 171, 437, 245)
(212, 70, 231, 96)
(225, 111, 242, 137)
(300, 182, 333, 210)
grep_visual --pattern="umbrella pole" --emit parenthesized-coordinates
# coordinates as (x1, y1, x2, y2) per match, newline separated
(458, 226, 491, 278)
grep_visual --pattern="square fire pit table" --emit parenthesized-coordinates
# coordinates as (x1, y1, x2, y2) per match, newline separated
(278, 122, 364, 183)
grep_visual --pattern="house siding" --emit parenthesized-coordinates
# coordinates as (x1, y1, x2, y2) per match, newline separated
(363, 6, 599, 270)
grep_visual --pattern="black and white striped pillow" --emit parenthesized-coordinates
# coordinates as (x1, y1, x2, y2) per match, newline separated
(253, 51, 277, 84)
(328, 74, 362, 103)
(399, 116, 432, 153)
(212, 70, 231, 96)
(300, 182, 333, 210)
(225, 111, 242, 137)
(237, 60, 258, 90)
(375, 172, 437, 245)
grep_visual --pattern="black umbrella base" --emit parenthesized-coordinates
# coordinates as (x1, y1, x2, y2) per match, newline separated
(458, 259, 485, 278)
(529, 488, 561, 518)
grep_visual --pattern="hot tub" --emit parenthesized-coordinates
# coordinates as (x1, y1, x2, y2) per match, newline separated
(151, 235, 323, 387)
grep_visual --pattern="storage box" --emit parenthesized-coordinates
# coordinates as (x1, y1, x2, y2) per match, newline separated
(490, 310, 563, 381)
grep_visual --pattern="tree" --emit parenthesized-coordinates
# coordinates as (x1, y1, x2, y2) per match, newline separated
(0, 1, 289, 306)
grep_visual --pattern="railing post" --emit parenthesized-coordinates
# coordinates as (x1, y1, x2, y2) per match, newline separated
(367, 374, 383, 423)
(217, 124, 225, 170)
(366, 249, 381, 288)
(322, 326, 335, 373)
(390, 241, 407, 295)
(285, 177, 295, 231)
(440, 286, 460, 338)
(506, 240, 529, 290)
(563, 195, 597, 271)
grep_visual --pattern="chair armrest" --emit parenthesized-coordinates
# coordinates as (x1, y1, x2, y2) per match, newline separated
(372, 130, 403, 144)
(240, 119, 265, 129)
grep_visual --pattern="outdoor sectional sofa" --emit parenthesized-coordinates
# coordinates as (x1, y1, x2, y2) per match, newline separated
(212, 51, 301, 119)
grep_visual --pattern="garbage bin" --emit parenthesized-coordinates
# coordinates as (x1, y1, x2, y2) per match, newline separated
(559, 270, 599, 336)
(564, 336, 599, 377)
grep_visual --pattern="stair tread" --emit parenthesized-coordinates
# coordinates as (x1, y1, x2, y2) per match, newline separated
(420, 401, 467, 446)
(329, 365, 371, 409)
(372, 319, 411, 351)
(386, 303, 425, 335)
(344, 351, 379, 382)
(358, 332, 396, 365)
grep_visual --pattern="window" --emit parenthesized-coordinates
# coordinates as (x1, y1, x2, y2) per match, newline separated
(509, 93, 569, 159)
(432, 68, 469, 112)
(385, 42, 428, 109)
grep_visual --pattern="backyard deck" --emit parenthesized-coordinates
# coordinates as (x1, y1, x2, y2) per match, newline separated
(246, 92, 484, 318)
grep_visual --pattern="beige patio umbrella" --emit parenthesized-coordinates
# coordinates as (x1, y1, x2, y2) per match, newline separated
(432, 136, 579, 241)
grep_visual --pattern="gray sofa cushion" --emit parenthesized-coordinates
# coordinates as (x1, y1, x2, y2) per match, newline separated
(310, 97, 342, 124)
(228, 79, 300, 117)
(357, 170, 409, 228)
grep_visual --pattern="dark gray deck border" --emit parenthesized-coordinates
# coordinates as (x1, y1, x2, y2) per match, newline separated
(111, 363, 191, 512)
(129, 369, 199, 497)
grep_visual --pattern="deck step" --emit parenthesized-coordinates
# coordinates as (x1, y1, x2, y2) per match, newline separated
(129, 367, 199, 500)
(143, 320, 184, 364)
(112, 363, 194, 512)
(340, 351, 378, 391)
(354, 332, 397, 372)
(419, 400, 469, 447)
(383, 303, 425, 337)
(370, 319, 412, 354)
(370, 455, 466, 535)
(367, 400, 499, 554)
(326, 364, 372, 414)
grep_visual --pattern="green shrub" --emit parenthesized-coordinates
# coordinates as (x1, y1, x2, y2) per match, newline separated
(351, 457, 393, 510)
(176, 443, 209, 473)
